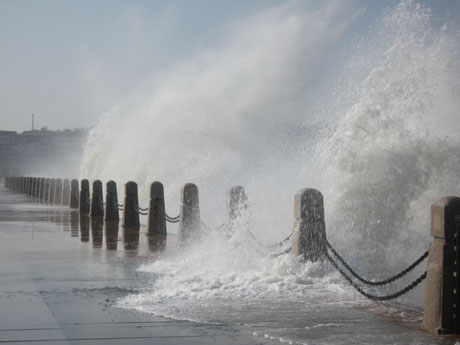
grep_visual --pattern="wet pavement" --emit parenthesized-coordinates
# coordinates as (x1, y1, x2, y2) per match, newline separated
(0, 186, 270, 345)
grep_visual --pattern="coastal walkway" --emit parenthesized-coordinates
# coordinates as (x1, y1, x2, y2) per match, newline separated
(0, 186, 269, 345)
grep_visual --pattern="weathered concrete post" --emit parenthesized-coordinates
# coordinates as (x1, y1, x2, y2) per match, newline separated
(147, 181, 167, 249)
(421, 197, 460, 334)
(54, 178, 63, 205)
(91, 217, 103, 248)
(178, 183, 200, 244)
(292, 188, 327, 262)
(27, 177, 32, 195)
(79, 179, 90, 215)
(62, 179, 70, 206)
(90, 180, 104, 217)
(21, 177, 26, 194)
(39, 177, 46, 200)
(30, 177, 36, 197)
(48, 178, 56, 203)
(105, 180, 119, 221)
(227, 186, 248, 235)
(122, 181, 140, 228)
(70, 179, 79, 209)
(44, 178, 50, 202)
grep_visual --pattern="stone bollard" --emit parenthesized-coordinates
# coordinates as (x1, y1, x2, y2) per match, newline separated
(54, 178, 63, 205)
(44, 178, 50, 202)
(90, 180, 104, 217)
(227, 186, 248, 235)
(421, 197, 460, 334)
(146, 181, 167, 249)
(122, 181, 140, 228)
(79, 214, 90, 242)
(27, 177, 33, 195)
(79, 179, 91, 214)
(91, 217, 103, 248)
(70, 179, 79, 209)
(21, 177, 26, 194)
(292, 188, 327, 262)
(30, 177, 36, 197)
(48, 178, 56, 203)
(62, 179, 70, 206)
(105, 221, 119, 250)
(178, 183, 200, 244)
(35, 177, 41, 198)
(39, 177, 46, 200)
(105, 180, 119, 221)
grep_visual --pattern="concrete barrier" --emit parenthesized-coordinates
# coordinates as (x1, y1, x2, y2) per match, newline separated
(62, 179, 70, 206)
(122, 181, 140, 228)
(79, 179, 90, 214)
(105, 180, 119, 221)
(292, 188, 327, 262)
(421, 197, 460, 334)
(105, 221, 119, 250)
(178, 183, 200, 244)
(146, 181, 167, 249)
(90, 180, 104, 217)
(54, 178, 63, 205)
(70, 179, 79, 209)
(48, 178, 56, 204)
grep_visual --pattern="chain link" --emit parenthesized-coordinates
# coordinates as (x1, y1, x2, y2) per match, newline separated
(325, 250, 426, 301)
(326, 240, 428, 286)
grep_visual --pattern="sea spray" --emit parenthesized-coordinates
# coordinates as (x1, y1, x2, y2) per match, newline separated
(81, 1, 460, 334)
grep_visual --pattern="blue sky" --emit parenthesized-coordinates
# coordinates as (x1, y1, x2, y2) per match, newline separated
(0, 0, 458, 132)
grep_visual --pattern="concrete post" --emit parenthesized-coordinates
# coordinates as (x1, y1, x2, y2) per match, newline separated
(79, 214, 90, 242)
(54, 178, 63, 205)
(35, 177, 40, 198)
(79, 179, 90, 214)
(39, 177, 46, 200)
(31, 177, 36, 197)
(105, 180, 119, 221)
(62, 179, 70, 206)
(48, 178, 56, 203)
(178, 183, 200, 244)
(105, 221, 119, 250)
(44, 178, 50, 202)
(90, 180, 104, 217)
(27, 177, 32, 195)
(292, 188, 327, 262)
(70, 179, 79, 209)
(70, 210, 79, 237)
(421, 197, 460, 334)
(122, 181, 140, 228)
(21, 177, 25, 194)
(147, 181, 167, 249)
(227, 186, 248, 235)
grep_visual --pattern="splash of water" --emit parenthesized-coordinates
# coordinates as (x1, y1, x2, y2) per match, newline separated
(82, 0, 460, 331)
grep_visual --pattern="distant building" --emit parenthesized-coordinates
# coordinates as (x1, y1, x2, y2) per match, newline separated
(0, 127, 88, 177)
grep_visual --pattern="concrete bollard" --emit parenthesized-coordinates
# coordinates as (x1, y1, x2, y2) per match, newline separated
(48, 178, 56, 203)
(178, 183, 200, 244)
(70, 210, 79, 237)
(30, 177, 36, 197)
(54, 178, 63, 205)
(227, 186, 248, 235)
(105, 221, 119, 250)
(79, 179, 90, 214)
(122, 181, 140, 227)
(35, 177, 41, 198)
(62, 179, 70, 206)
(44, 178, 50, 202)
(292, 188, 327, 262)
(70, 179, 79, 209)
(90, 180, 104, 217)
(21, 177, 26, 194)
(39, 177, 46, 200)
(105, 180, 119, 221)
(146, 181, 167, 249)
(28, 177, 33, 195)
(421, 197, 460, 334)
(79, 214, 90, 242)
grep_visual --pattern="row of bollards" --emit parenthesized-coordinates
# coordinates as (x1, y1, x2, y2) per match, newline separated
(6, 176, 460, 335)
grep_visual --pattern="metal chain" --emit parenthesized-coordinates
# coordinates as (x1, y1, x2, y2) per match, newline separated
(247, 229, 293, 249)
(130, 199, 148, 215)
(325, 250, 427, 301)
(326, 240, 428, 286)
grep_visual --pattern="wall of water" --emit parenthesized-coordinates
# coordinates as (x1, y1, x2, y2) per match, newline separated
(80, 0, 460, 313)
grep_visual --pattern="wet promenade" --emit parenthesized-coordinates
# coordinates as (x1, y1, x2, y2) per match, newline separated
(0, 186, 269, 345)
